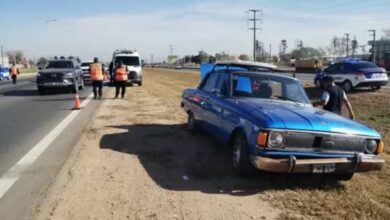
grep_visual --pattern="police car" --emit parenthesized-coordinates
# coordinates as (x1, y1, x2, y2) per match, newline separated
(314, 59, 389, 91)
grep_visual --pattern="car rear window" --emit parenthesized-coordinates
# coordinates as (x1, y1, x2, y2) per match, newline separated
(352, 62, 378, 69)
(46, 61, 73, 69)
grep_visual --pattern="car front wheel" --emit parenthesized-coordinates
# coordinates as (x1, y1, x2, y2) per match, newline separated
(232, 132, 254, 175)
(314, 79, 322, 88)
(332, 173, 354, 181)
(187, 112, 198, 133)
(371, 85, 381, 91)
(79, 78, 84, 90)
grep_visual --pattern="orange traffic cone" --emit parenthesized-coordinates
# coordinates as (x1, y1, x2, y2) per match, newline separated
(72, 94, 82, 110)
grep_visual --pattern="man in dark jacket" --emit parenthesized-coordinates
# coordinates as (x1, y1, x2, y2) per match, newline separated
(313, 76, 355, 119)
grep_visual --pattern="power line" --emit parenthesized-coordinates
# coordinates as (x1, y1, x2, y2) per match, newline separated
(247, 9, 262, 62)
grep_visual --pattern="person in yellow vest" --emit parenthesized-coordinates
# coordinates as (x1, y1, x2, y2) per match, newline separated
(89, 57, 106, 100)
(114, 61, 128, 99)
(9, 63, 20, 85)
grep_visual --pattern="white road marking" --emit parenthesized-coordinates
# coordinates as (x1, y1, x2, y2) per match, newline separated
(0, 92, 93, 199)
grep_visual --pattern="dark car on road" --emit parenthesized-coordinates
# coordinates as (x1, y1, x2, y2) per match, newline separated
(36, 59, 84, 94)
(314, 59, 389, 91)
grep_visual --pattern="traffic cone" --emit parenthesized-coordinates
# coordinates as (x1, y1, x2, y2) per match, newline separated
(72, 94, 82, 110)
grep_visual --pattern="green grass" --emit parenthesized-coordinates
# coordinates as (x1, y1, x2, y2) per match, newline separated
(19, 67, 38, 74)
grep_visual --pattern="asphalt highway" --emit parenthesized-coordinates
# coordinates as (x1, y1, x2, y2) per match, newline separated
(0, 75, 100, 219)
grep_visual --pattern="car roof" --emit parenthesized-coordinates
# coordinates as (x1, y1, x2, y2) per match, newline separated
(214, 60, 277, 70)
(48, 59, 74, 62)
(339, 58, 373, 65)
(212, 70, 298, 81)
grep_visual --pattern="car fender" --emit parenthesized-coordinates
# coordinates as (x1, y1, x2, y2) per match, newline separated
(229, 117, 259, 155)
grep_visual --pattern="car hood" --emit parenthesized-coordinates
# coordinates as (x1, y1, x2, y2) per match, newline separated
(39, 69, 73, 74)
(234, 98, 380, 138)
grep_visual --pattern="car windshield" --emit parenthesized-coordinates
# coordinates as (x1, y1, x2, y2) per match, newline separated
(46, 61, 73, 69)
(115, 56, 140, 66)
(231, 73, 310, 104)
(81, 62, 92, 67)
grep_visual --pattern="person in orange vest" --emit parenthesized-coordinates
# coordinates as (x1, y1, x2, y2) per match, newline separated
(9, 63, 20, 84)
(114, 61, 128, 99)
(89, 57, 106, 100)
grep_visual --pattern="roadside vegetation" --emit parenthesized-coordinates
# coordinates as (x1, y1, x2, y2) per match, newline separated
(19, 67, 38, 74)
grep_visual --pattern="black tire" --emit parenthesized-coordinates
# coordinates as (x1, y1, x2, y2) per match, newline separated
(138, 81, 142, 86)
(79, 78, 84, 90)
(371, 85, 381, 91)
(71, 80, 78, 93)
(187, 112, 198, 134)
(232, 131, 254, 175)
(37, 87, 45, 95)
(342, 80, 353, 92)
(332, 173, 354, 181)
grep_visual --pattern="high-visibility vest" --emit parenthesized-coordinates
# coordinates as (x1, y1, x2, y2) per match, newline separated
(115, 67, 128, 81)
(90, 63, 104, 81)
(10, 66, 17, 76)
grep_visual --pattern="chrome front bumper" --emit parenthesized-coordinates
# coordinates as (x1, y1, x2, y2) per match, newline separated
(251, 154, 384, 173)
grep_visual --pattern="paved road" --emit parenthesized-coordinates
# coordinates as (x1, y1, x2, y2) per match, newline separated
(0, 76, 101, 219)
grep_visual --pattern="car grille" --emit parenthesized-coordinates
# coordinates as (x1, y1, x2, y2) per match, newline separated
(284, 132, 366, 153)
(40, 74, 63, 80)
(128, 71, 137, 79)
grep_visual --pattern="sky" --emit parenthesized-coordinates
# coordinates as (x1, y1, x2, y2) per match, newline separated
(0, 0, 390, 62)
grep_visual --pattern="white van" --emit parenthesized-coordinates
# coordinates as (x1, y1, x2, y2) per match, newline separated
(112, 50, 142, 86)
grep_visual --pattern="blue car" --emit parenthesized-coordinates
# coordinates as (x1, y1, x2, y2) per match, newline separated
(182, 61, 384, 180)
(314, 59, 389, 91)
(0, 66, 10, 81)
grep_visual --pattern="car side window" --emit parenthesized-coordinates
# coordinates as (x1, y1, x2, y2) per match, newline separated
(202, 73, 219, 93)
(215, 73, 230, 96)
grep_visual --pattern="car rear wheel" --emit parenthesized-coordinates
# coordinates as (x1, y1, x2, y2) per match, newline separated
(343, 80, 353, 92)
(232, 132, 254, 175)
(371, 85, 381, 91)
(187, 112, 198, 134)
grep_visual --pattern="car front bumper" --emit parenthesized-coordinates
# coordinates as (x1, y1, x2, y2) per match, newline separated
(37, 79, 75, 88)
(251, 154, 384, 173)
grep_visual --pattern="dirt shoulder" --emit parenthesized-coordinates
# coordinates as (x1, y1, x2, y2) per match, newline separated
(34, 68, 390, 220)
(33, 69, 280, 220)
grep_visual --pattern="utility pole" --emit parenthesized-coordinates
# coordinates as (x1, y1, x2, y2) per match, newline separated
(1, 45, 3, 66)
(345, 33, 350, 57)
(269, 43, 272, 62)
(368, 29, 376, 63)
(247, 9, 262, 62)
(151, 54, 154, 65)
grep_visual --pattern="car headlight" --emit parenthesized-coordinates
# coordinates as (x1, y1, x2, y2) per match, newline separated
(63, 72, 73, 78)
(268, 131, 285, 148)
(37, 73, 41, 77)
(365, 140, 378, 154)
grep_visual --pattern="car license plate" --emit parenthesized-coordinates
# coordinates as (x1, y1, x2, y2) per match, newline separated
(312, 164, 336, 173)
(371, 74, 385, 79)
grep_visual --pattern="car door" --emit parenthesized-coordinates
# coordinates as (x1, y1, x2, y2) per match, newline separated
(197, 72, 220, 133)
(209, 72, 236, 144)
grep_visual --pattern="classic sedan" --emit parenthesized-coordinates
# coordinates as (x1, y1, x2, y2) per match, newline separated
(181, 63, 384, 180)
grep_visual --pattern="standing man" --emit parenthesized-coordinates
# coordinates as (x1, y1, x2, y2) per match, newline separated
(114, 61, 128, 99)
(9, 63, 20, 84)
(90, 57, 105, 100)
(313, 76, 355, 119)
